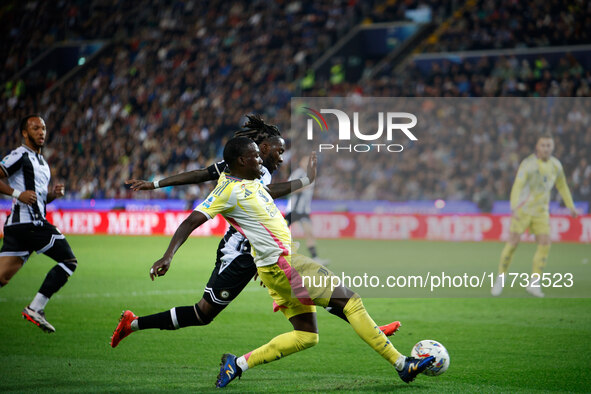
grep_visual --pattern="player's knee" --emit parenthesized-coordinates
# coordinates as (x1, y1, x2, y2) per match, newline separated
(508, 233, 521, 246)
(343, 293, 364, 315)
(194, 303, 214, 325)
(0, 268, 10, 285)
(196, 298, 227, 325)
(295, 330, 319, 349)
(329, 286, 357, 308)
(0, 266, 19, 285)
(61, 259, 78, 276)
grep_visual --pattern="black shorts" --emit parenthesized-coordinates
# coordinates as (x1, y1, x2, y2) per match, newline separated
(202, 239, 257, 307)
(0, 222, 76, 263)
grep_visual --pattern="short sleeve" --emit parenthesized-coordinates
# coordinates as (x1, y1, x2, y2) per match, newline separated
(0, 149, 23, 177)
(515, 160, 528, 181)
(195, 179, 236, 219)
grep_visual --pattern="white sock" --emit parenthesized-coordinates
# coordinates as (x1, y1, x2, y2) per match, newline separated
(30, 293, 49, 311)
(236, 356, 249, 372)
(395, 354, 407, 371)
(130, 319, 139, 331)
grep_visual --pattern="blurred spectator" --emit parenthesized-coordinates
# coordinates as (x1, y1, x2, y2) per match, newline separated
(422, 0, 591, 52)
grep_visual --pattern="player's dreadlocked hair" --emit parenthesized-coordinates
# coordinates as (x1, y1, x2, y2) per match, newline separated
(234, 114, 281, 145)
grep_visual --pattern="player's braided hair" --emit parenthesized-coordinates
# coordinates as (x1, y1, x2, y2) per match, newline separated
(234, 114, 281, 145)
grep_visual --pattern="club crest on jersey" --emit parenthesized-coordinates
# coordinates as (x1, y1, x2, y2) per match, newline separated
(240, 184, 252, 197)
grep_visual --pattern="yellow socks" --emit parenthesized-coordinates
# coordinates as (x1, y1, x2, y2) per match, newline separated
(242, 330, 318, 369)
(498, 243, 517, 274)
(237, 295, 403, 372)
(343, 295, 402, 365)
(532, 244, 550, 275)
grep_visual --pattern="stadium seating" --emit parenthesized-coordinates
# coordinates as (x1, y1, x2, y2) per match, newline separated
(1, 0, 589, 210)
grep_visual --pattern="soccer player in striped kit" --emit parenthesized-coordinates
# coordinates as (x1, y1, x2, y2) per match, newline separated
(0, 115, 78, 333)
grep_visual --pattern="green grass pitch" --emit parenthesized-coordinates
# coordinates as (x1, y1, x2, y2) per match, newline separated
(1, 235, 590, 392)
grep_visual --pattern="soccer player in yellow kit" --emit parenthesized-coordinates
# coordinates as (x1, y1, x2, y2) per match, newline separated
(148, 137, 434, 388)
(492, 134, 578, 297)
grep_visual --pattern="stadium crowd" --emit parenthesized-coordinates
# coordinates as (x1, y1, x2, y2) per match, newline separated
(302, 98, 591, 210)
(1, 0, 590, 211)
(421, 0, 591, 52)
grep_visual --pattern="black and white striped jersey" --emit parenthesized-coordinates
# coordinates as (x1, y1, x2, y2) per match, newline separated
(1, 145, 51, 226)
(206, 160, 272, 269)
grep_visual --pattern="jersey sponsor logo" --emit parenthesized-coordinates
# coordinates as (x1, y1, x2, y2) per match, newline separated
(265, 204, 278, 218)
(257, 189, 269, 202)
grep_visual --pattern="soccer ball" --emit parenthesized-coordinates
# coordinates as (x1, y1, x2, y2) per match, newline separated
(411, 340, 450, 376)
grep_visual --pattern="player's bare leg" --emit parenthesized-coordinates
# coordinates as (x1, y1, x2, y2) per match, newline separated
(0, 255, 25, 288)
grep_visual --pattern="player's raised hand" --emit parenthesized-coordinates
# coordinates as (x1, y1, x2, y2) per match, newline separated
(18, 190, 37, 205)
(307, 151, 317, 183)
(53, 184, 65, 197)
(149, 256, 171, 280)
(126, 179, 155, 191)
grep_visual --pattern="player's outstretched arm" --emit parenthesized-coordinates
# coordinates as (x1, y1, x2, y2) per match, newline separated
(268, 152, 317, 199)
(150, 211, 208, 280)
(0, 174, 37, 205)
(126, 169, 214, 191)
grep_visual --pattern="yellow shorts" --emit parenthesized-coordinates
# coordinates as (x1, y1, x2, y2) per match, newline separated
(257, 253, 337, 319)
(509, 212, 550, 235)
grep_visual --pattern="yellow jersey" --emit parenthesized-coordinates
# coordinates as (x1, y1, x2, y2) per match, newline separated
(195, 173, 291, 267)
(510, 154, 575, 216)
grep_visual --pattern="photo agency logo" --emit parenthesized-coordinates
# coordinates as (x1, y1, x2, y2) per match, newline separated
(300, 107, 418, 153)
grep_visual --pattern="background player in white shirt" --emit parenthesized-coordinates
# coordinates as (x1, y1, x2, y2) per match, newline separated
(285, 154, 328, 264)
